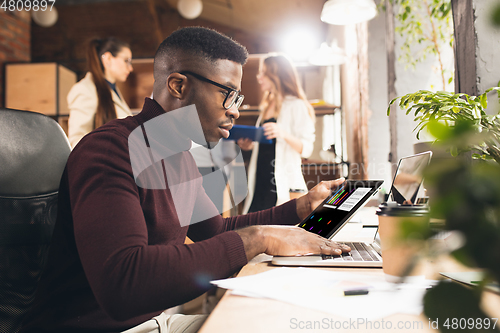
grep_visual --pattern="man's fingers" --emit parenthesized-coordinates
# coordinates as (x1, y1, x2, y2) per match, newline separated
(320, 243, 337, 254)
(340, 243, 351, 252)
(319, 241, 351, 255)
(321, 246, 341, 255)
(262, 226, 352, 257)
(324, 178, 345, 191)
(310, 178, 345, 194)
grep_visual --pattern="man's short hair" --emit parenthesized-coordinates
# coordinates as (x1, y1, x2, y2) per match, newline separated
(154, 27, 248, 76)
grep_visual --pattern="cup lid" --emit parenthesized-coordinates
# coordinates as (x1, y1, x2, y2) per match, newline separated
(376, 202, 429, 217)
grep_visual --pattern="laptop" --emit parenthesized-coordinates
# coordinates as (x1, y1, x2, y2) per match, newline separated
(271, 151, 432, 267)
(390, 151, 433, 205)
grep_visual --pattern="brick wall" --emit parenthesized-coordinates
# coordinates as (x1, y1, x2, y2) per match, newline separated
(0, 9, 31, 107)
(31, 0, 275, 79)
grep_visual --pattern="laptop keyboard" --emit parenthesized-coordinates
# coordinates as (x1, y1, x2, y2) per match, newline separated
(321, 242, 381, 262)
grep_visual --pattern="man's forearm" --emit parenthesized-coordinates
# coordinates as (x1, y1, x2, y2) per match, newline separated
(233, 179, 348, 261)
(235, 224, 351, 261)
(235, 226, 266, 261)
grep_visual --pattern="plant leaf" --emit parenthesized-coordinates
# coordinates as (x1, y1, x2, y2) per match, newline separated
(480, 93, 488, 109)
(424, 281, 492, 333)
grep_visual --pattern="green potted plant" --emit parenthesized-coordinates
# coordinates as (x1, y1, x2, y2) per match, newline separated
(388, 86, 500, 162)
(388, 87, 500, 332)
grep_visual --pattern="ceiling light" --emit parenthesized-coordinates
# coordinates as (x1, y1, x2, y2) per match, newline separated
(177, 0, 203, 20)
(321, 0, 377, 25)
(282, 29, 319, 62)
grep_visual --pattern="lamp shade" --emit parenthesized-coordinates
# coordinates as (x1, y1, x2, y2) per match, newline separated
(177, 0, 203, 20)
(309, 42, 347, 66)
(31, 7, 58, 27)
(321, 0, 377, 25)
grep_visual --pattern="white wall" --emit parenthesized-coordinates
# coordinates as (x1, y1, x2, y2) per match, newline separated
(366, 6, 454, 190)
(474, 0, 500, 115)
(393, 30, 454, 158)
(367, 12, 392, 192)
(331, 0, 498, 191)
(321, 5, 455, 188)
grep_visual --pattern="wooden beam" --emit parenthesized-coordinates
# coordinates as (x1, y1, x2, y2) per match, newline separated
(357, 22, 370, 180)
(451, 0, 477, 95)
(147, 0, 165, 45)
(385, 0, 398, 177)
(341, 23, 370, 180)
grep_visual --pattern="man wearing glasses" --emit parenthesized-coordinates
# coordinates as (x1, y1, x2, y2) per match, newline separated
(21, 27, 349, 333)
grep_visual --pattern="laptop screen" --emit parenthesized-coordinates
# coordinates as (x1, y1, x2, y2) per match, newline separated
(390, 151, 432, 204)
(299, 180, 383, 239)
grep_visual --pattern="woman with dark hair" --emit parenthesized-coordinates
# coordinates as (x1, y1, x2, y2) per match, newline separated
(239, 54, 316, 213)
(67, 37, 133, 147)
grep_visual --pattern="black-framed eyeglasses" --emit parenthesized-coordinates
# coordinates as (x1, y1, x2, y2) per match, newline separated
(179, 71, 244, 110)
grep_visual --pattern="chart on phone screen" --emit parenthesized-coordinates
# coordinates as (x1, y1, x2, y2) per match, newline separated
(324, 187, 371, 211)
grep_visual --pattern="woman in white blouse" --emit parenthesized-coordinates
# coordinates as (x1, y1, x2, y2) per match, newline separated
(67, 37, 133, 148)
(239, 54, 316, 213)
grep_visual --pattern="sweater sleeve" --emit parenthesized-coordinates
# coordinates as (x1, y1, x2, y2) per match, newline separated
(188, 199, 301, 243)
(68, 130, 249, 321)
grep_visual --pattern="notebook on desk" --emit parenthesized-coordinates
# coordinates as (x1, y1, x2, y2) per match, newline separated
(271, 151, 432, 268)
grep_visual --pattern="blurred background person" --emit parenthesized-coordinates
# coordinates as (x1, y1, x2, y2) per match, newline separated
(67, 37, 133, 147)
(239, 54, 315, 213)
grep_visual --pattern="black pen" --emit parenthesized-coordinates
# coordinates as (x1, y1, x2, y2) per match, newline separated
(344, 289, 369, 296)
(344, 286, 433, 296)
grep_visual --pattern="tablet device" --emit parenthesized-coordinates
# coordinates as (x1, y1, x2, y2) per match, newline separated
(299, 180, 384, 239)
(224, 125, 273, 144)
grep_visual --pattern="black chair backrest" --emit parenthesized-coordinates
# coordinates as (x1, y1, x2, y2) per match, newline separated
(0, 109, 71, 333)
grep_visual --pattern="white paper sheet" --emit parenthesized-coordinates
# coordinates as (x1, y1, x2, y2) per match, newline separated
(212, 267, 435, 320)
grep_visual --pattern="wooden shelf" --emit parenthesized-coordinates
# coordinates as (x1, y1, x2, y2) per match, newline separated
(238, 104, 339, 116)
(116, 58, 154, 110)
(5, 63, 76, 137)
(5, 62, 76, 116)
(131, 104, 339, 116)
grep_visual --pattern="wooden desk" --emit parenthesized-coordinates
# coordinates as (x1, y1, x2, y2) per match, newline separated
(199, 224, 500, 333)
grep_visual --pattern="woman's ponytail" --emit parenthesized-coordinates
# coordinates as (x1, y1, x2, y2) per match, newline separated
(87, 37, 129, 129)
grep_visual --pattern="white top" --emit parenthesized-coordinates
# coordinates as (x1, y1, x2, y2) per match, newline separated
(67, 72, 132, 148)
(242, 95, 315, 213)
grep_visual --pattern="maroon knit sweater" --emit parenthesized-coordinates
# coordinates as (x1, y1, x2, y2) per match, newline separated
(21, 98, 299, 332)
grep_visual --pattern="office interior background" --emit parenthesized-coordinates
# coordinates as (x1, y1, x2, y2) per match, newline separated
(1, 0, 500, 191)
(2, 1, 500, 331)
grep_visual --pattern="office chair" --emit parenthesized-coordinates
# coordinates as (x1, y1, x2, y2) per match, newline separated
(0, 109, 71, 333)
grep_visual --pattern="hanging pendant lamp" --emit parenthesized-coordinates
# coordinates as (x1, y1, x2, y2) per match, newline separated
(177, 0, 203, 20)
(321, 0, 377, 25)
(309, 42, 347, 66)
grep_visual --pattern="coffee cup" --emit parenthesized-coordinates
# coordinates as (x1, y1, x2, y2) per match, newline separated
(376, 203, 429, 281)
